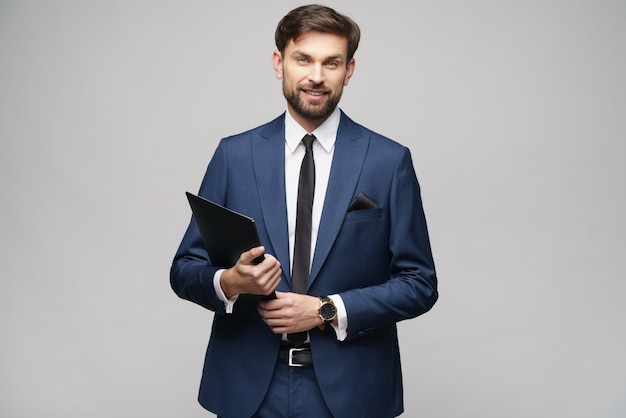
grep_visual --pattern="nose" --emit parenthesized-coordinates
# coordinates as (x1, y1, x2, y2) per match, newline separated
(308, 63, 324, 85)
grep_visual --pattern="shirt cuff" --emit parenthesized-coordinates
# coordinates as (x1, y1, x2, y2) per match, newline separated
(329, 294, 348, 341)
(213, 269, 238, 314)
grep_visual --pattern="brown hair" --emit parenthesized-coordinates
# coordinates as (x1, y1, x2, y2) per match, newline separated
(275, 4, 361, 61)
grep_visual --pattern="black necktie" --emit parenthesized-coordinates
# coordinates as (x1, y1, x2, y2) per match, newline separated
(288, 134, 315, 346)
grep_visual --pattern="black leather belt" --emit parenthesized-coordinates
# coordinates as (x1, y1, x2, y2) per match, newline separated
(279, 345, 312, 367)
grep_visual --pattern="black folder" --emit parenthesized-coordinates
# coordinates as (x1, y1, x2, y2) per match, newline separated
(185, 192, 265, 267)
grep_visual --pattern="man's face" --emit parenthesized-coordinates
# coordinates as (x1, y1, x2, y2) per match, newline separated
(273, 31, 355, 131)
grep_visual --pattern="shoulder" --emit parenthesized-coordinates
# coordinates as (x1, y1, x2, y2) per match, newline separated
(339, 111, 409, 154)
(220, 114, 285, 145)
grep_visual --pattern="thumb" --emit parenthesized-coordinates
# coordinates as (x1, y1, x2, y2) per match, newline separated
(241, 246, 265, 264)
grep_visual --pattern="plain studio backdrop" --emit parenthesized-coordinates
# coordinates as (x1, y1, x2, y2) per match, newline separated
(1, 1, 624, 417)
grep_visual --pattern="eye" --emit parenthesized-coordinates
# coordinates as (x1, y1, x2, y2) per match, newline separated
(296, 57, 308, 64)
(326, 60, 340, 68)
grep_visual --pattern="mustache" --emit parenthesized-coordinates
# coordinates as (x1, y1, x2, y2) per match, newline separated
(298, 83, 328, 91)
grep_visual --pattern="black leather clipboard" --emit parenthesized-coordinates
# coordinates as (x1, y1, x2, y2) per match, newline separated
(185, 192, 265, 267)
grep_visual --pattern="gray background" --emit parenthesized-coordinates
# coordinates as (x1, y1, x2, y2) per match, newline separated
(1, 0, 624, 417)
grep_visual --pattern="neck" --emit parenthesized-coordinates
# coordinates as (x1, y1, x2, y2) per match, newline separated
(286, 106, 332, 133)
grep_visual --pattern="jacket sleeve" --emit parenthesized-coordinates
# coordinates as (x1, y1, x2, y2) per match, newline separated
(170, 140, 229, 315)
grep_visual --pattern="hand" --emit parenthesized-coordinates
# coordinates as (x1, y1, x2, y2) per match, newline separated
(258, 291, 323, 334)
(219, 246, 282, 299)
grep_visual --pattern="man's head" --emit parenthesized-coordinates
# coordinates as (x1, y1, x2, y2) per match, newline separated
(275, 4, 361, 62)
(273, 5, 361, 131)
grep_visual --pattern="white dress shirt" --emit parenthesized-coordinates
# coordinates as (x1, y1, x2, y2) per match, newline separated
(213, 108, 348, 341)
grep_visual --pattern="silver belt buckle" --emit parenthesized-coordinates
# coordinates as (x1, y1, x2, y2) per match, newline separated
(288, 347, 306, 367)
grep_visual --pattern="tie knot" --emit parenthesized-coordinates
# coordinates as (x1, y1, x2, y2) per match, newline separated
(302, 134, 315, 151)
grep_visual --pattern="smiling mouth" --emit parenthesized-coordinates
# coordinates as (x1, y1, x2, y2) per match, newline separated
(302, 88, 328, 98)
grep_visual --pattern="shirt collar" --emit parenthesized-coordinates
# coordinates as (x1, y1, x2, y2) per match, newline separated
(285, 107, 341, 154)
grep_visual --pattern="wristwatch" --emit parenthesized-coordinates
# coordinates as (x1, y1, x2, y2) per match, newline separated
(318, 296, 337, 323)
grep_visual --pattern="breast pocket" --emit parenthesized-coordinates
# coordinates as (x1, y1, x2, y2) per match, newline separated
(344, 207, 383, 222)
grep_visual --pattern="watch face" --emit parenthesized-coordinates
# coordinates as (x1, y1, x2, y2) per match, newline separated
(320, 302, 337, 320)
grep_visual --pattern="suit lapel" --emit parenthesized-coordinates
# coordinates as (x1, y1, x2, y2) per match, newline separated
(252, 114, 292, 283)
(251, 112, 369, 289)
(310, 113, 369, 285)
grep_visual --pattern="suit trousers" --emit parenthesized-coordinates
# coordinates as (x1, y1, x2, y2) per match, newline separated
(251, 359, 334, 418)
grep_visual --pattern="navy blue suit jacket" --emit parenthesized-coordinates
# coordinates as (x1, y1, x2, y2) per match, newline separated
(171, 111, 438, 418)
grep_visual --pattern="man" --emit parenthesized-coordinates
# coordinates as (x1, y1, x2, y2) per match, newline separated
(171, 4, 438, 417)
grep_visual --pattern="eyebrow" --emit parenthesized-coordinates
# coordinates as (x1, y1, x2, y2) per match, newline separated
(291, 51, 345, 62)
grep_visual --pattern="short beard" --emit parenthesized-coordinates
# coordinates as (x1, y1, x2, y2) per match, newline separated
(283, 83, 342, 121)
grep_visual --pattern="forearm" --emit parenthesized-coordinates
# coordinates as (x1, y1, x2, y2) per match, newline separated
(340, 271, 438, 341)
(170, 255, 224, 313)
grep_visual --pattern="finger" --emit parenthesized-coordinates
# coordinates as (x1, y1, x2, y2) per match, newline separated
(240, 246, 265, 265)
(258, 295, 282, 311)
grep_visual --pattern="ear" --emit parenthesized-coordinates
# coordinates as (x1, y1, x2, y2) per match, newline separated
(343, 58, 356, 86)
(272, 50, 284, 80)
